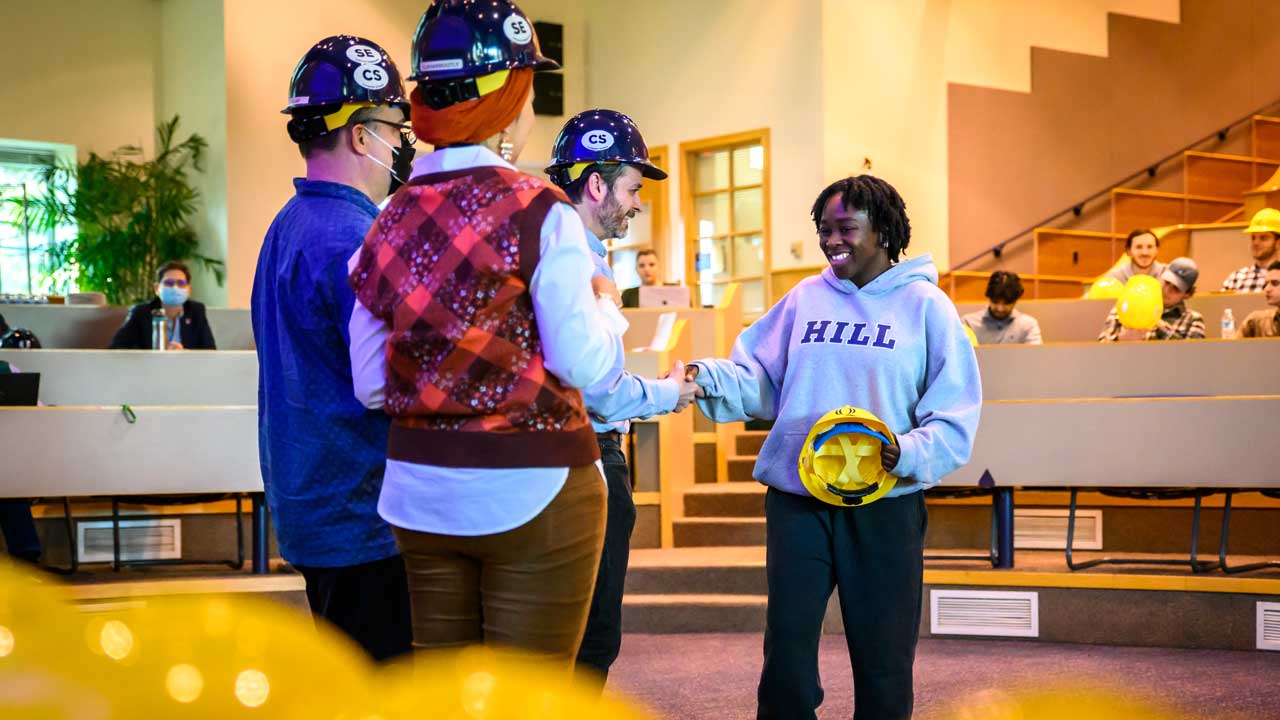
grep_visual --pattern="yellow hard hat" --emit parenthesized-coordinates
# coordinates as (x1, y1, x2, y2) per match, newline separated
(1115, 274, 1162, 331)
(1244, 207, 1280, 235)
(1087, 275, 1124, 299)
(962, 323, 979, 347)
(797, 407, 897, 507)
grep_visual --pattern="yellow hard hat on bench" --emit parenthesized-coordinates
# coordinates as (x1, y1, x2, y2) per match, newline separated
(797, 406, 898, 507)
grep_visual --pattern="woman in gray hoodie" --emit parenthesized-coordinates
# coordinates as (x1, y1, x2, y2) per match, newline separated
(688, 176, 982, 719)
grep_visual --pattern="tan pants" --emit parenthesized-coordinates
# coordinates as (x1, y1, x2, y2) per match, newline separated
(392, 464, 606, 664)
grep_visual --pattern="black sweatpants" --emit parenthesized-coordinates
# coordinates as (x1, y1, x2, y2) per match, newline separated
(295, 553, 413, 663)
(575, 432, 637, 682)
(758, 488, 927, 720)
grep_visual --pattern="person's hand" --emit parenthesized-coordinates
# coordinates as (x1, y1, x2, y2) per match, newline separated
(880, 442, 900, 473)
(1117, 327, 1146, 342)
(166, 341, 185, 351)
(669, 361, 700, 412)
(683, 363, 705, 397)
(592, 275, 622, 308)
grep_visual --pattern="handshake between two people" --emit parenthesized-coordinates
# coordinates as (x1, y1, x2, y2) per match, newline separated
(661, 361, 705, 414)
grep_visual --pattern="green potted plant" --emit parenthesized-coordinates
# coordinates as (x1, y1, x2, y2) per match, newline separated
(9, 115, 224, 305)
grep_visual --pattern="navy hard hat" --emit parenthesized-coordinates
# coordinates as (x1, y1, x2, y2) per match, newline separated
(282, 36, 407, 143)
(545, 109, 668, 187)
(1, 328, 41, 349)
(409, 0, 558, 102)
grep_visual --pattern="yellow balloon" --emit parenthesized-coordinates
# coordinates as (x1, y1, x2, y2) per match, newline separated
(798, 406, 898, 507)
(1116, 274, 1163, 330)
(0, 559, 126, 719)
(1087, 275, 1124, 299)
(81, 594, 377, 719)
(371, 645, 655, 720)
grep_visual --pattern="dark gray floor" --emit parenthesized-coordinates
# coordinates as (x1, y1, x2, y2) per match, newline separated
(608, 634, 1280, 719)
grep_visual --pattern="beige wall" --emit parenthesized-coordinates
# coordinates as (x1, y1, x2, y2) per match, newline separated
(578, 0, 825, 276)
(159, 0, 229, 306)
(0, 0, 160, 158)
(222, 0, 587, 306)
(4, 0, 1225, 307)
(821, 0, 1180, 274)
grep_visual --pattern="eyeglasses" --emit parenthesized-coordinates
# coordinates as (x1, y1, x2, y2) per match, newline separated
(161, 279, 189, 287)
(361, 119, 417, 147)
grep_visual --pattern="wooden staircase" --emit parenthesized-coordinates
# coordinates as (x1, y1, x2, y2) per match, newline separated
(942, 115, 1280, 302)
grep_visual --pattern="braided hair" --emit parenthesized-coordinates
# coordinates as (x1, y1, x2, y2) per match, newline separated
(810, 175, 911, 263)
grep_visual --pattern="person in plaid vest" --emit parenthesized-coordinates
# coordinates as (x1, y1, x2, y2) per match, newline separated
(348, 0, 621, 665)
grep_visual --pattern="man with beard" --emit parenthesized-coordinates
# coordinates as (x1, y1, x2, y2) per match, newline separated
(961, 271, 1043, 344)
(546, 109, 699, 685)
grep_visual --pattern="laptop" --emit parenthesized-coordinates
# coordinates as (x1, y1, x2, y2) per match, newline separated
(0, 373, 39, 406)
(638, 285, 691, 309)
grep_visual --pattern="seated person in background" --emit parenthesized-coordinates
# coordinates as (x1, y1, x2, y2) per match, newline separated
(1239, 261, 1280, 338)
(961, 271, 1043, 344)
(620, 249, 661, 308)
(1105, 228, 1166, 284)
(1099, 257, 1205, 342)
(0, 327, 42, 565)
(109, 260, 216, 350)
(1221, 208, 1280, 293)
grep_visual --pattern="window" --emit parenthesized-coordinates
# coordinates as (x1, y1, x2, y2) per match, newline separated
(606, 146, 669, 290)
(0, 141, 76, 297)
(680, 130, 770, 315)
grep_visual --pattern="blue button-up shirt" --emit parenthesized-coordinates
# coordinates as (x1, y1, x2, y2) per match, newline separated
(251, 179, 395, 567)
(581, 228, 678, 433)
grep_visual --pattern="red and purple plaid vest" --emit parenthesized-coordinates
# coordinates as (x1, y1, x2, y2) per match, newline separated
(350, 166, 598, 468)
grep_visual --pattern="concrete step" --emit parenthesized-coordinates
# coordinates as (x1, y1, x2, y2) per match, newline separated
(671, 517, 766, 547)
(682, 483, 767, 518)
(622, 594, 767, 633)
(728, 455, 757, 483)
(734, 430, 769, 456)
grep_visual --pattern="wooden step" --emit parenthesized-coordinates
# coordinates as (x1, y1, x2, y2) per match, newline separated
(728, 455, 757, 483)
(1032, 228, 1123, 277)
(683, 482, 766, 518)
(1183, 151, 1279, 198)
(1251, 115, 1280, 162)
(939, 271, 1093, 302)
(734, 430, 769, 456)
(1111, 188, 1240, 235)
(622, 594, 768, 633)
(671, 517, 766, 547)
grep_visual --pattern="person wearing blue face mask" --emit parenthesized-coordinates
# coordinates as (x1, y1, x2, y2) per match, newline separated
(109, 260, 217, 350)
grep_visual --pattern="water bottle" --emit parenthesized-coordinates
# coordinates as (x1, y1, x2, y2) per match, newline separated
(151, 310, 168, 351)
(1221, 308, 1236, 340)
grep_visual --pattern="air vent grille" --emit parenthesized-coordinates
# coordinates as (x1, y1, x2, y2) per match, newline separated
(931, 589, 1039, 638)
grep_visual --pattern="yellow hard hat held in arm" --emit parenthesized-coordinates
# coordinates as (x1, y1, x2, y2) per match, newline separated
(798, 406, 898, 507)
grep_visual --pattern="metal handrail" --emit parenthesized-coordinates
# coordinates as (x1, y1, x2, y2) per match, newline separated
(952, 96, 1280, 272)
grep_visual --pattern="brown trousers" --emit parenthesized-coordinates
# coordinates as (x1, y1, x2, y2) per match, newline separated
(392, 464, 606, 664)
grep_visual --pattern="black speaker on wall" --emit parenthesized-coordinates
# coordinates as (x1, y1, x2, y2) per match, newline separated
(532, 21, 564, 116)
(534, 21, 563, 65)
(533, 73, 564, 116)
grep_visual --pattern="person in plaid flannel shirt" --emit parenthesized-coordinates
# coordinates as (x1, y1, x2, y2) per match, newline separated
(1240, 261, 1280, 338)
(1100, 257, 1206, 342)
(1221, 209, 1280, 292)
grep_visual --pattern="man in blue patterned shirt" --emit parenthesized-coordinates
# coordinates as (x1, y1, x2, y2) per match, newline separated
(251, 36, 414, 660)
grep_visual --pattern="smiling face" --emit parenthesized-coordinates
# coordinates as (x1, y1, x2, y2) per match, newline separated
(1250, 232, 1278, 265)
(593, 166, 644, 240)
(1128, 232, 1159, 270)
(817, 195, 891, 286)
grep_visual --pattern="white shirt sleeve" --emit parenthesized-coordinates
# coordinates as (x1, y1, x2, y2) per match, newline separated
(347, 248, 389, 409)
(530, 203, 623, 389)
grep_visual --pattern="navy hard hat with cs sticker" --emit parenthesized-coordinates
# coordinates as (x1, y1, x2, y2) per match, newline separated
(545, 109, 668, 187)
(282, 35, 408, 144)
